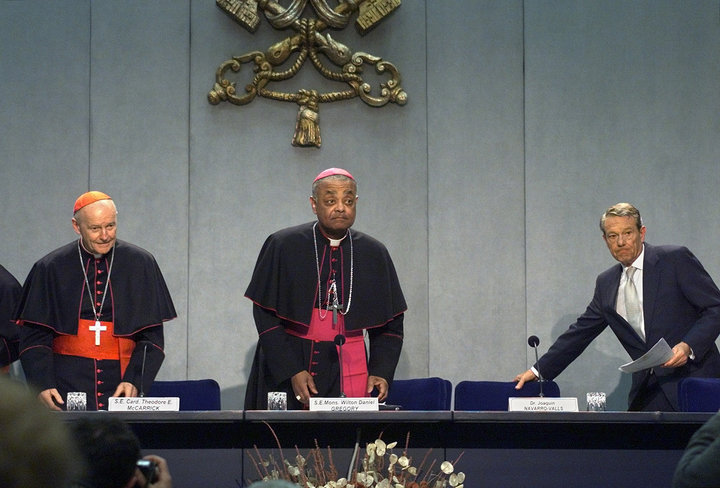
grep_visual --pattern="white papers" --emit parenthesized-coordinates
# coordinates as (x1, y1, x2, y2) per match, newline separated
(619, 338, 674, 373)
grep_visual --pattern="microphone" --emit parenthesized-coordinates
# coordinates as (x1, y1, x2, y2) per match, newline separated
(139, 343, 148, 397)
(334, 334, 347, 397)
(527, 335, 544, 397)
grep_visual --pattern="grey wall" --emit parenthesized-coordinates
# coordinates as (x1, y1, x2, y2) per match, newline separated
(1, 1, 718, 411)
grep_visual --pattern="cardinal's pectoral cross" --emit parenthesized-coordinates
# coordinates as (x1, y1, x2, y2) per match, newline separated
(328, 281, 343, 326)
(89, 320, 107, 346)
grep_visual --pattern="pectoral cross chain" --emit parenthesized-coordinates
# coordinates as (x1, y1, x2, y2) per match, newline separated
(329, 281, 342, 325)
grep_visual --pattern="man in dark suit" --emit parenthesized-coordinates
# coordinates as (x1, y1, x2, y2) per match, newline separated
(514, 203, 720, 411)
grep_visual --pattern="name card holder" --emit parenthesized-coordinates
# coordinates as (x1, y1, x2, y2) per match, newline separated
(309, 397, 379, 412)
(508, 397, 579, 412)
(108, 397, 180, 412)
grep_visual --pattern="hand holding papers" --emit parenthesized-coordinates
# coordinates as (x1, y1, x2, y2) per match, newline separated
(619, 338, 674, 373)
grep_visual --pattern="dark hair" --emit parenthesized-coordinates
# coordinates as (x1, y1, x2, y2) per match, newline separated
(70, 417, 141, 488)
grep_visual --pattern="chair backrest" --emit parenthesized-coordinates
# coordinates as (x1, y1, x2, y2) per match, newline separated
(385, 377, 452, 410)
(454, 380, 560, 411)
(678, 377, 720, 412)
(148, 379, 222, 411)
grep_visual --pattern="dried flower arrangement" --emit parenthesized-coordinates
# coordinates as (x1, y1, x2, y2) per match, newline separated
(246, 425, 465, 488)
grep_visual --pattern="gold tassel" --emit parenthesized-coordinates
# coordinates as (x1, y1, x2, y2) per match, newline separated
(292, 90, 321, 148)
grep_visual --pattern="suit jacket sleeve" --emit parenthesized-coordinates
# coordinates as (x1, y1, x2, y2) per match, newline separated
(253, 304, 306, 385)
(19, 323, 56, 390)
(671, 247, 720, 360)
(0, 266, 21, 367)
(536, 277, 610, 380)
(122, 325, 165, 392)
(672, 412, 720, 488)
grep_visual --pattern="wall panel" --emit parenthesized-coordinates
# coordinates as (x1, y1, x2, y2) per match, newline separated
(89, 0, 191, 380)
(188, 1, 428, 406)
(0, 1, 91, 281)
(427, 1, 527, 386)
(524, 0, 720, 409)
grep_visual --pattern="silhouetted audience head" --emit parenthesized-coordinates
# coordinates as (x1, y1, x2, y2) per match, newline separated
(70, 416, 142, 488)
(0, 376, 81, 488)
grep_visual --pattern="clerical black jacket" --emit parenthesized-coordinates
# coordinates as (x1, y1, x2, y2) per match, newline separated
(0, 264, 21, 367)
(244, 222, 406, 409)
(16, 239, 176, 409)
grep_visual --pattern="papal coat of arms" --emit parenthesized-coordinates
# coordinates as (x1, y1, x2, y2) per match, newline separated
(208, 0, 407, 148)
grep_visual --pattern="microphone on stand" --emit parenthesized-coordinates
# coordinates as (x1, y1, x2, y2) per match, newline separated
(527, 335, 544, 397)
(334, 333, 347, 397)
(139, 344, 148, 397)
(331, 288, 347, 398)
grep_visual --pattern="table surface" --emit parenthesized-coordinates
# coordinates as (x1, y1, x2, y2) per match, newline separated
(59, 410, 714, 449)
(59, 409, 715, 422)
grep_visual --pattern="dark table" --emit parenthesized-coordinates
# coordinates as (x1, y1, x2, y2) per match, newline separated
(59, 410, 712, 487)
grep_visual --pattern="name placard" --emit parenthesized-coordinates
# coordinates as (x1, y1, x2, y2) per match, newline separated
(108, 397, 180, 412)
(508, 397, 579, 412)
(309, 397, 379, 412)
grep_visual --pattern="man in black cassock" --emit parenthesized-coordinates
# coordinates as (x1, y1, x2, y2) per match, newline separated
(16, 191, 176, 410)
(0, 264, 21, 372)
(245, 168, 406, 410)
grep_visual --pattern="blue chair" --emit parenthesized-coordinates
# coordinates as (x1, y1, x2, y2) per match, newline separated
(678, 377, 720, 412)
(148, 379, 222, 411)
(454, 380, 560, 411)
(385, 377, 452, 410)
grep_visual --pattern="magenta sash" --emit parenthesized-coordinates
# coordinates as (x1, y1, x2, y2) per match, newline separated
(287, 309, 368, 397)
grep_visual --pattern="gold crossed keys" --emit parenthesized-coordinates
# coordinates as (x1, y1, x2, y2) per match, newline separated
(208, 0, 407, 148)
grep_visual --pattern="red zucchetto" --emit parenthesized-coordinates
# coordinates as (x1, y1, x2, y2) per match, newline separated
(73, 191, 112, 213)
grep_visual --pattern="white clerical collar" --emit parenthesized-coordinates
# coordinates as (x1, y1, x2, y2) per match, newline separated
(328, 236, 345, 247)
(79, 239, 104, 259)
(317, 225, 348, 247)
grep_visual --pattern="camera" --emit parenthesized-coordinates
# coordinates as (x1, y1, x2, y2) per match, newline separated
(136, 459, 159, 485)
